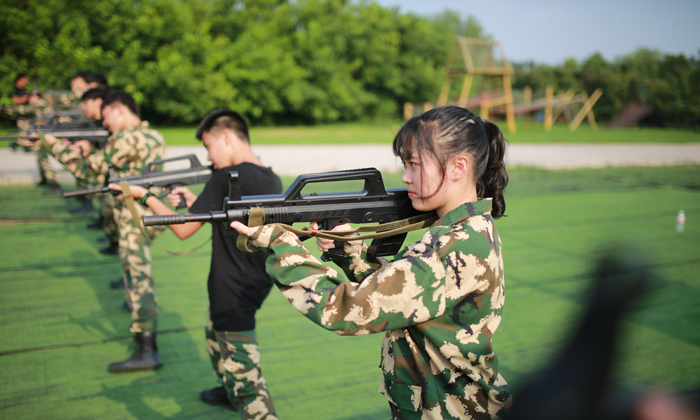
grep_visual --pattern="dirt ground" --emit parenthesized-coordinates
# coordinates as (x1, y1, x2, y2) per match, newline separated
(1, 143, 699, 185)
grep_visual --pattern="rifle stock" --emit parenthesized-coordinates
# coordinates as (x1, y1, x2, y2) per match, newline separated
(143, 167, 431, 260)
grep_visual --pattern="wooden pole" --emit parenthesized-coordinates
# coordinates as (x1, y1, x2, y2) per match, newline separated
(438, 79, 451, 106)
(403, 102, 413, 121)
(569, 89, 603, 131)
(544, 86, 553, 131)
(523, 86, 532, 126)
(552, 89, 576, 123)
(503, 74, 516, 133)
(458, 74, 474, 107)
(583, 92, 599, 130)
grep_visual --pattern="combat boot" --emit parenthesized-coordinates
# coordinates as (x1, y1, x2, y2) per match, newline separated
(200, 386, 237, 411)
(71, 196, 95, 214)
(43, 182, 62, 195)
(108, 332, 163, 373)
(87, 216, 104, 230)
(99, 240, 119, 255)
(109, 279, 125, 289)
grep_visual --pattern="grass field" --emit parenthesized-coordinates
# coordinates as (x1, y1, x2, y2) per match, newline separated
(3, 118, 700, 147)
(1, 165, 698, 419)
(158, 122, 700, 146)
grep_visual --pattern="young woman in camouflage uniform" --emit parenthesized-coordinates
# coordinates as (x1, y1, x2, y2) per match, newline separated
(232, 105, 511, 419)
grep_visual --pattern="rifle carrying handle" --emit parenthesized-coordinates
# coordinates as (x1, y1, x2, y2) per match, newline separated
(144, 154, 203, 175)
(286, 167, 387, 201)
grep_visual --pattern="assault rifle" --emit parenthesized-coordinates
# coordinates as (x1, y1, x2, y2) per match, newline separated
(41, 89, 73, 97)
(63, 154, 214, 210)
(0, 128, 110, 147)
(142, 167, 434, 260)
(6, 117, 102, 133)
(53, 108, 87, 119)
(6, 108, 87, 130)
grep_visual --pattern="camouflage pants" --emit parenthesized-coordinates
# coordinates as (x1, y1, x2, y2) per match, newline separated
(205, 311, 277, 419)
(114, 200, 165, 333)
(15, 118, 56, 183)
(101, 194, 119, 243)
(35, 139, 57, 183)
(86, 170, 118, 242)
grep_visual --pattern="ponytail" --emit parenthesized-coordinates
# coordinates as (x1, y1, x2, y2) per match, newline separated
(478, 120, 508, 219)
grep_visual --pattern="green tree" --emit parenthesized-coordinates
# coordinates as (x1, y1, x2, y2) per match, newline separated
(651, 54, 700, 126)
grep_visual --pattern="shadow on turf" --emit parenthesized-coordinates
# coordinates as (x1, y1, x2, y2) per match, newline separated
(39, 247, 233, 418)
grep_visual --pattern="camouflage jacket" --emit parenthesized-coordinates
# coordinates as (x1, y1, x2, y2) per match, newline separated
(244, 199, 511, 419)
(42, 121, 165, 182)
(3, 103, 38, 119)
(42, 90, 76, 112)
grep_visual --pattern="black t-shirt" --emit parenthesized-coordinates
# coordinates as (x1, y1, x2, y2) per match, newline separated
(189, 162, 283, 332)
(11, 86, 29, 97)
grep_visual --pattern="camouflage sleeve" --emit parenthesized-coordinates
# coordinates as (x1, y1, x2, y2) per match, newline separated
(102, 132, 144, 174)
(335, 238, 384, 283)
(42, 134, 108, 181)
(245, 224, 460, 336)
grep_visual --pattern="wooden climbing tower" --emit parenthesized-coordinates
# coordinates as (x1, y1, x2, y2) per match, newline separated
(437, 36, 516, 133)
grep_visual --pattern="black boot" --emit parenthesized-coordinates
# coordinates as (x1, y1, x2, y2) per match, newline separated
(43, 182, 62, 195)
(108, 332, 163, 373)
(87, 216, 104, 229)
(71, 197, 95, 214)
(200, 386, 237, 411)
(99, 241, 119, 255)
(110, 279, 125, 289)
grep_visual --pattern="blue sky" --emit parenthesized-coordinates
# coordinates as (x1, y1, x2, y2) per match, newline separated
(372, 0, 700, 65)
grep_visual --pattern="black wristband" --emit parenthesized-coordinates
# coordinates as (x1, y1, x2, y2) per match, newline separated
(139, 192, 155, 206)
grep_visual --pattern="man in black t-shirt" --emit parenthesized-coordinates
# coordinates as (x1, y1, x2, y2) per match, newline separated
(112, 110, 281, 419)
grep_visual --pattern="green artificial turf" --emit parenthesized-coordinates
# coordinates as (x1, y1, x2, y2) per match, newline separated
(0, 166, 698, 419)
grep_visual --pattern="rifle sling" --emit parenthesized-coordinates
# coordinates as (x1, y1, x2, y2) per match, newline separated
(236, 208, 266, 253)
(236, 207, 439, 253)
(278, 212, 439, 241)
(121, 181, 211, 256)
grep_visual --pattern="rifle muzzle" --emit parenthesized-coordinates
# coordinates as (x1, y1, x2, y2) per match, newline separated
(142, 211, 229, 226)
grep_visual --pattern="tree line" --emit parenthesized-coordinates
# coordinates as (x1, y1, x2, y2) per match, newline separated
(513, 49, 700, 127)
(1, 0, 698, 127)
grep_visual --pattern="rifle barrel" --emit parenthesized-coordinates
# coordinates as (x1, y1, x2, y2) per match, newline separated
(1, 130, 109, 140)
(45, 130, 110, 137)
(143, 211, 231, 226)
(63, 187, 110, 198)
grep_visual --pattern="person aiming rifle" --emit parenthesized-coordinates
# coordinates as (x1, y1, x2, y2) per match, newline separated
(31, 72, 93, 193)
(10, 88, 118, 246)
(64, 87, 120, 247)
(229, 105, 511, 418)
(110, 109, 281, 418)
(40, 90, 167, 373)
